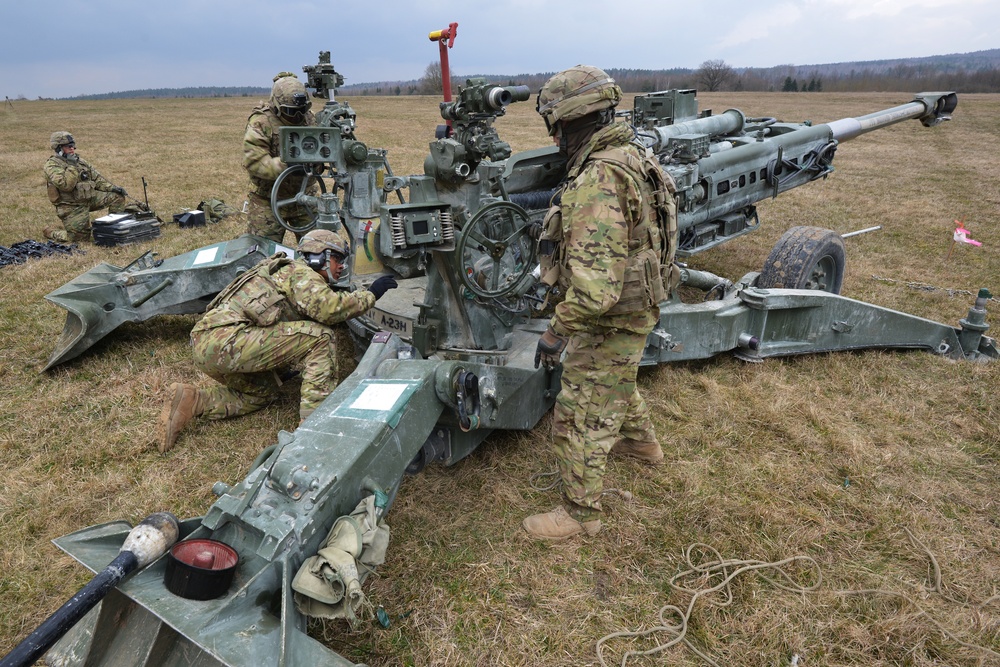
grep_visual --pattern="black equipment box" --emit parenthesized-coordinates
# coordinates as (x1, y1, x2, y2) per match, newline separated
(92, 212, 162, 247)
(173, 210, 206, 228)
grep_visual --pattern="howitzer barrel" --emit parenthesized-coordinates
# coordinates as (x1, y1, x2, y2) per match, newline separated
(646, 90, 958, 255)
(826, 92, 957, 141)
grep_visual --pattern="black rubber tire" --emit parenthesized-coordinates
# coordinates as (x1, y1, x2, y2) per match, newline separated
(758, 226, 846, 294)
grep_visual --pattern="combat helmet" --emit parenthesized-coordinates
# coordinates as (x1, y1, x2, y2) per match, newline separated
(270, 72, 311, 123)
(298, 229, 349, 285)
(298, 229, 347, 256)
(50, 130, 75, 151)
(536, 65, 622, 136)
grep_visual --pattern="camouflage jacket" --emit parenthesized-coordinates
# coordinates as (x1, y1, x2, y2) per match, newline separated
(549, 122, 666, 337)
(44, 154, 115, 205)
(242, 103, 316, 197)
(192, 255, 375, 333)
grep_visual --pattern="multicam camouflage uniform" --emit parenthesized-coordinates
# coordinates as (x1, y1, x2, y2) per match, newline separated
(243, 73, 318, 242)
(545, 121, 676, 522)
(43, 152, 126, 242)
(191, 255, 375, 420)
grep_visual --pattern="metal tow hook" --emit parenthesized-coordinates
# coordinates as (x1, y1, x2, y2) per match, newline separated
(455, 370, 481, 432)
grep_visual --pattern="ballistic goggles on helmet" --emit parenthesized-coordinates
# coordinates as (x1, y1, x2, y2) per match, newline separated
(279, 92, 310, 119)
(50, 131, 75, 151)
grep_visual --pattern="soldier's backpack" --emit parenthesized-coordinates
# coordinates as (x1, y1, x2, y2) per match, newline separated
(198, 198, 238, 223)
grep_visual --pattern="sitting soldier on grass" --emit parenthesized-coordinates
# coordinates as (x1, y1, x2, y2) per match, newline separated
(43, 131, 130, 243)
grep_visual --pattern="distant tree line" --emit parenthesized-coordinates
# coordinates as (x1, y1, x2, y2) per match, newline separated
(67, 86, 270, 101)
(346, 49, 1000, 96)
(51, 49, 1000, 100)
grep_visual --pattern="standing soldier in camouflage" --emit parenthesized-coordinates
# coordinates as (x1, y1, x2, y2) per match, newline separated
(43, 131, 128, 243)
(157, 229, 398, 452)
(523, 66, 679, 540)
(243, 72, 319, 243)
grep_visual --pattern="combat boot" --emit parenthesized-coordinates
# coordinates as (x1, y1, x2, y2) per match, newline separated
(522, 506, 601, 541)
(158, 383, 204, 453)
(43, 226, 68, 243)
(611, 438, 664, 465)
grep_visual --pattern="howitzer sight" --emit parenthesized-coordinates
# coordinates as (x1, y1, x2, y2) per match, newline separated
(303, 50, 345, 101)
(440, 79, 531, 121)
(427, 78, 532, 182)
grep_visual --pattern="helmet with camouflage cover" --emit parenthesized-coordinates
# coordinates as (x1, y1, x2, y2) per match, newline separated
(50, 130, 75, 151)
(298, 229, 349, 285)
(536, 65, 622, 136)
(298, 229, 347, 256)
(270, 72, 312, 123)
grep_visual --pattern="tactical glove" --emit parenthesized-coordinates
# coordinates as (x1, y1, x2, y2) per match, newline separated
(527, 221, 543, 240)
(534, 327, 568, 369)
(369, 275, 398, 300)
(112, 186, 127, 196)
(79, 170, 90, 181)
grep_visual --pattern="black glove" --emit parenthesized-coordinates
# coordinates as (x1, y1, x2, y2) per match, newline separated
(369, 275, 398, 300)
(112, 186, 127, 196)
(79, 170, 90, 181)
(534, 327, 568, 369)
(527, 221, 543, 240)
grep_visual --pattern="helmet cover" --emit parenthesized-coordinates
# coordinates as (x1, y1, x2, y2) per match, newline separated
(298, 229, 347, 257)
(270, 73, 311, 121)
(536, 65, 622, 135)
(50, 130, 75, 151)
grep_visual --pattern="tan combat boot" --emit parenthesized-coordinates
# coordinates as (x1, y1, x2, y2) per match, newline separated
(522, 506, 601, 541)
(44, 226, 68, 242)
(611, 438, 664, 465)
(158, 383, 204, 453)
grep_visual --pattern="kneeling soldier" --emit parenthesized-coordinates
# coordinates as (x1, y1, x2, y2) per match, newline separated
(158, 229, 397, 452)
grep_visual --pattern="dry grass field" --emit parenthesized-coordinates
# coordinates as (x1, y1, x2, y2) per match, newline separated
(1, 90, 998, 666)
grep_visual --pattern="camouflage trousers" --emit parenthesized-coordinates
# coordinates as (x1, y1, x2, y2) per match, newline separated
(192, 320, 338, 421)
(50, 191, 126, 242)
(553, 327, 657, 522)
(246, 190, 314, 244)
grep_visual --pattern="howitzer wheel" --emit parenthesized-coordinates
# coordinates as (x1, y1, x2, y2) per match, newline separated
(271, 165, 327, 234)
(456, 201, 536, 299)
(758, 226, 846, 294)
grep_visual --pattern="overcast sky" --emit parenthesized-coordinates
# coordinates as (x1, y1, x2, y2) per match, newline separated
(2, 0, 997, 99)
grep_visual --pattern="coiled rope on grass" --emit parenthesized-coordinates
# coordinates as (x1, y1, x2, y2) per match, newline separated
(597, 532, 1000, 666)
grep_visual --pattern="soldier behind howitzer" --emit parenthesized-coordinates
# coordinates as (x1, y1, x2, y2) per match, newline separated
(43, 131, 129, 243)
(243, 72, 318, 243)
(157, 229, 398, 453)
(524, 65, 679, 541)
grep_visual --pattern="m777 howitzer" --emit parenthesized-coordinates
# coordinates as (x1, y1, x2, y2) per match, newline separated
(28, 77, 994, 667)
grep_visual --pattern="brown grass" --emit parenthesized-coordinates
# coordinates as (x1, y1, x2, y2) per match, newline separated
(1, 91, 999, 666)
